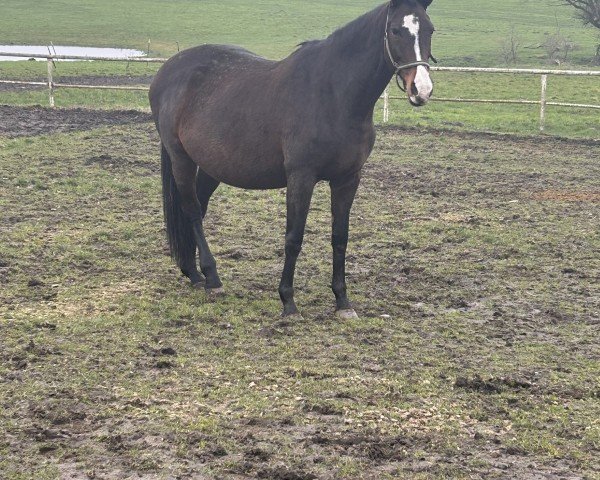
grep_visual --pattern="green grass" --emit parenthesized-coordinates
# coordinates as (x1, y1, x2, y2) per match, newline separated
(1, 121, 599, 478)
(0, 0, 598, 64)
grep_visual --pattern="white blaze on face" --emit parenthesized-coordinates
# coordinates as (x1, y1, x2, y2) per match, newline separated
(403, 14, 433, 103)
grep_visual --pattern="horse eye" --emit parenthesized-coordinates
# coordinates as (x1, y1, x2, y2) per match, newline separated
(391, 27, 401, 36)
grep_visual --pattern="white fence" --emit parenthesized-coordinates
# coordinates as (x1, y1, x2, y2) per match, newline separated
(1, 52, 600, 131)
(384, 66, 600, 131)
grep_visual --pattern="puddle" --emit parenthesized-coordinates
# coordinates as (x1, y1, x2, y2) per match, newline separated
(0, 45, 146, 61)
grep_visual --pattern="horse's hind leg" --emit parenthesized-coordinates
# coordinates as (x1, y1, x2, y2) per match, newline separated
(162, 144, 223, 292)
(180, 170, 220, 287)
(181, 257, 203, 288)
(161, 143, 201, 286)
(196, 168, 220, 218)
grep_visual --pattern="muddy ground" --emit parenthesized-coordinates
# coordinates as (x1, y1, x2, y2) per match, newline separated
(0, 106, 599, 479)
(0, 105, 151, 138)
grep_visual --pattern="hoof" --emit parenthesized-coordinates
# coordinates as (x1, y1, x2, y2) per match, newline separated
(336, 309, 359, 320)
(192, 282, 204, 290)
(205, 286, 225, 297)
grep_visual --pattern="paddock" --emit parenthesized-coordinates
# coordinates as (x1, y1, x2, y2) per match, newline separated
(1, 105, 598, 478)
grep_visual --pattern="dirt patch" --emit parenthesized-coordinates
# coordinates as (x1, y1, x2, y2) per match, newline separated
(85, 152, 159, 174)
(454, 375, 532, 394)
(530, 190, 600, 202)
(0, 105, 151, 137)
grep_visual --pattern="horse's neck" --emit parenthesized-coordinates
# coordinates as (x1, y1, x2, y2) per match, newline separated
(324, 5, 393, 118)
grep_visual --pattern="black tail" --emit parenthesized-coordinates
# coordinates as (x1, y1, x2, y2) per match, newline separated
(161, 143, 196, 271)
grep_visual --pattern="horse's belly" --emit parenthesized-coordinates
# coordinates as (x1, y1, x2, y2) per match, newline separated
(190, 146, 287, 190)
(208, 159, 287, 190)
(180, 94, 287, 189)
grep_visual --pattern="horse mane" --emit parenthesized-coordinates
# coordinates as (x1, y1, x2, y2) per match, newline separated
(291, 3, 386, 57)
(294, 40, 320, 51)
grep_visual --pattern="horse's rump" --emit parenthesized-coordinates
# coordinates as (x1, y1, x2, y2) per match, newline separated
(150, 45, 288, 189)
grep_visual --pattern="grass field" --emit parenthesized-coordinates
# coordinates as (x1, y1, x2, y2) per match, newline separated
(1, 0, 598, 64)
(0, 109, 599, 478)
(1, 1, 600, 478)
(0, 0, 599, 138)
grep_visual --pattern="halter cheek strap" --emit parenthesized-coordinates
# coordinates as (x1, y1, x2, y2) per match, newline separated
(384, 3, 431, 91)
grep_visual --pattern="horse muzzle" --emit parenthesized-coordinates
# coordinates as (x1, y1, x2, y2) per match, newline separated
(405, 67, 433, 107)
(409, 84, 433, 107)
(409, 94, 429, 107)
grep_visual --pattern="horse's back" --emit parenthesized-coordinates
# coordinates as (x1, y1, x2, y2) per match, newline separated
(150, 44, 274, 117)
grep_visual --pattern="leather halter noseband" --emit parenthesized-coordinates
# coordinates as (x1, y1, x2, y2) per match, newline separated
(384, 3, 431, 92)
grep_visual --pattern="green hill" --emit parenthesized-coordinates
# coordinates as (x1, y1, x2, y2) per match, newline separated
(1, 0, 598, 65)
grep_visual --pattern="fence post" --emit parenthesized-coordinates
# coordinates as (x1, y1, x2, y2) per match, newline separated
(383, 86, 389, 123)
(539, 74, 548, 132)
(47, 57, 55, 107)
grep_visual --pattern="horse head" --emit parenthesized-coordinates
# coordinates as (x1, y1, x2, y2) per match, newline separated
(386, 0, 435, 107)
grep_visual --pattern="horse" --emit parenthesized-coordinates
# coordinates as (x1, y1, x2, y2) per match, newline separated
(149, 0, 435, 319)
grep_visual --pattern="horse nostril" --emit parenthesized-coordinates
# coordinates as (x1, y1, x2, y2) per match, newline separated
(411, 84, 419, 96)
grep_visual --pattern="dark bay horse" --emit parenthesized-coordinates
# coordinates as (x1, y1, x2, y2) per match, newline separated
(149, 0, 435, 319)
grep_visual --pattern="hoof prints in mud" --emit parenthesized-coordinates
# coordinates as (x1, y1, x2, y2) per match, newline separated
(256, 466, 317, 480)
(311, 434, 411, 461)
(85, 153, 159, 174)
(0, 105, 151, 138)
(454, 375, 532, 393)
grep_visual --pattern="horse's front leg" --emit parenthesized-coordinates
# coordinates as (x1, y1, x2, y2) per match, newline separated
(330, 173, 361, 319)
(278, 172, 316, 318)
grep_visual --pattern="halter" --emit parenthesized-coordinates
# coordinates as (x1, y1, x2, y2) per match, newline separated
(384, 2, 432, 92)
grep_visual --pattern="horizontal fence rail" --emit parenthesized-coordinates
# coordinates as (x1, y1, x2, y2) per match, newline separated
(0, 51, 167, 106)
(1, 51, 599, 130)
(381, 65, 600, 131)
(0, 51, 166, 62)
(432, 66, 600, 76)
